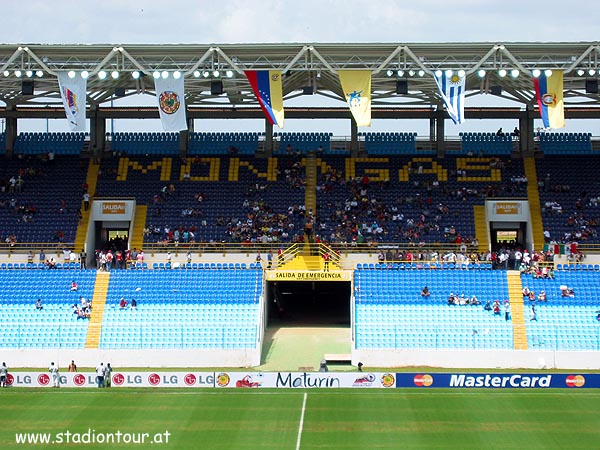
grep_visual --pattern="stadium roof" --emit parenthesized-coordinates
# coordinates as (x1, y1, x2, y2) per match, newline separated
(0, 42, 599, 110)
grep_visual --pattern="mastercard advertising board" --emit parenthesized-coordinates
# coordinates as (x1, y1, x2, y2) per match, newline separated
(396, 373, 600, 389)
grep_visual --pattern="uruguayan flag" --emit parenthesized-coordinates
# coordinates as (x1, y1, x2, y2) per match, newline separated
(434, 72, 466, 125)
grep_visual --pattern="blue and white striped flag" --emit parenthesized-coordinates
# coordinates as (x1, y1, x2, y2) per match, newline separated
(434, 72, 466, 125)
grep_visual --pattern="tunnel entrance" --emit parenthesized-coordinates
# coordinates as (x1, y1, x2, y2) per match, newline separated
(266, 281, 351, 326)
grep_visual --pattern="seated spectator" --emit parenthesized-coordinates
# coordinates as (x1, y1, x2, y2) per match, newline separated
(447, 293, 456, 305)
(131, 298, 137, 310)
(484, 300, 492, 311)
(119, 298, 128, 309)
(493, 300, 501, 315)
(469, 295, 481, 305)
(522, 287, 531, 298)
(528, 291, 536, 302)
(560, 286, 575, 298)
(537, 290, 547, 302)
(35, 298, 43, 310)
(70, 280, 78, 291)
(421, 286, 430, 297)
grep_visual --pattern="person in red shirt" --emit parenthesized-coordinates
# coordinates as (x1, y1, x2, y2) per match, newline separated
(323, 252, 330, 272)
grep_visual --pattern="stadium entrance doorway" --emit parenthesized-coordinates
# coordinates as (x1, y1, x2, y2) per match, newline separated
(266, 281, 351, 326)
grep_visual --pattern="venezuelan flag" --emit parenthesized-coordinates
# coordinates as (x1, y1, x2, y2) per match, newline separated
(534, 71, 565, 129)
(245, 70, 284, 128)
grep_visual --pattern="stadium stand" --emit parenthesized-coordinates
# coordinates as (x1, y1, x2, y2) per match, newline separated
(361, 132, 420, 155)
(0, 270, 95, 348)
(316, 155, 525, 244)
(188, 132, 261, 155)
(535, 132, 592, 154)
(100, 269, 261, 349)
(521, 271, 600, 350)
(273, 132, 332, 155)
(536, 155, 600, 244)
(0, 155, 85, 243)
(95, 155, 307, 244)
(459, 132, 513, 155)
(110, 132, 180, 155)
(354, 267, 514, 350)
(14, 132, 86, 155)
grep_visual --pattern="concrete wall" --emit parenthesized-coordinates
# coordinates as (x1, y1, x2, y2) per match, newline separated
(352, 349, 600, 370)
(1, 348, 261, 369)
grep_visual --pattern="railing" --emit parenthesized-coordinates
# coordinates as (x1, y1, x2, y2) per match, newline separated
(7, 241, 600, 263)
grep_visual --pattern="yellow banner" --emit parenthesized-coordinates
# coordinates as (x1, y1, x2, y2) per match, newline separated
(266, 271, 351, 281)
(338, 70, 371, 127)
(547, 71, 565, 129)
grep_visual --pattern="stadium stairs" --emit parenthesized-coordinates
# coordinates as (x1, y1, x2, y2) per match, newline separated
(473, 205, 489, 253)
(277, 243, 340, 271)
(524, 157, 545, 250)
(74, 160, 100, 251)
(130, 205, 148, 251)
(85, 271, 110, 348)
(304, 153, 317, 214)
(506, 271, 528, 350)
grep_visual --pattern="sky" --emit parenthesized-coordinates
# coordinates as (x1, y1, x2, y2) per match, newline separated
(1, 0, 599, 135)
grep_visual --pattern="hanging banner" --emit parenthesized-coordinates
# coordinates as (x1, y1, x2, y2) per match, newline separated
(154, 74, 188, 131)
(57, 71, 87, 131)
(434, 71, 466, 125)
(534, 71, 565, 129)
(244, 70, 284, 128)
(338, 70, 372, 127)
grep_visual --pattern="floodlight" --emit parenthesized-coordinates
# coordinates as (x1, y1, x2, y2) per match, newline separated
(14, 70, 22, 78)
(81, 70, 89, 79)
(498, 69, 507, 77)
(132, 71, 140, 79)
(111, 70, 119, 79)
(67, 70, 76, 79)
(477, 69, 486, 78)
(544, 69, 553, 77)
(173, 71, 181, 79)
(98, 70, 107, 79)
(510, 69, 519, 78)
(161, 70, 169, 79)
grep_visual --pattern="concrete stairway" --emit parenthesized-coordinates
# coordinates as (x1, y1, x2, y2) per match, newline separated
(84, 271, 110, 349)
(473, 205, 489, 253)
(129, 205, 148, 251)
(506, 270, 528, 350)
(524, 157, 545, 251)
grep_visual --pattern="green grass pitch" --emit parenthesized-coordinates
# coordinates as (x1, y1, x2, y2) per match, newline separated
(1, 388, 599, 449)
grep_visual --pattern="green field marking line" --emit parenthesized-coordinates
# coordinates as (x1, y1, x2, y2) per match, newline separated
(296, 392, 307, 450)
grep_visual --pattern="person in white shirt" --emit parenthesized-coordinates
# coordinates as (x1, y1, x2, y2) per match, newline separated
(96, 363, 105, 388)
(0, 362, 8, 387)
(49, 362, 59, 388)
